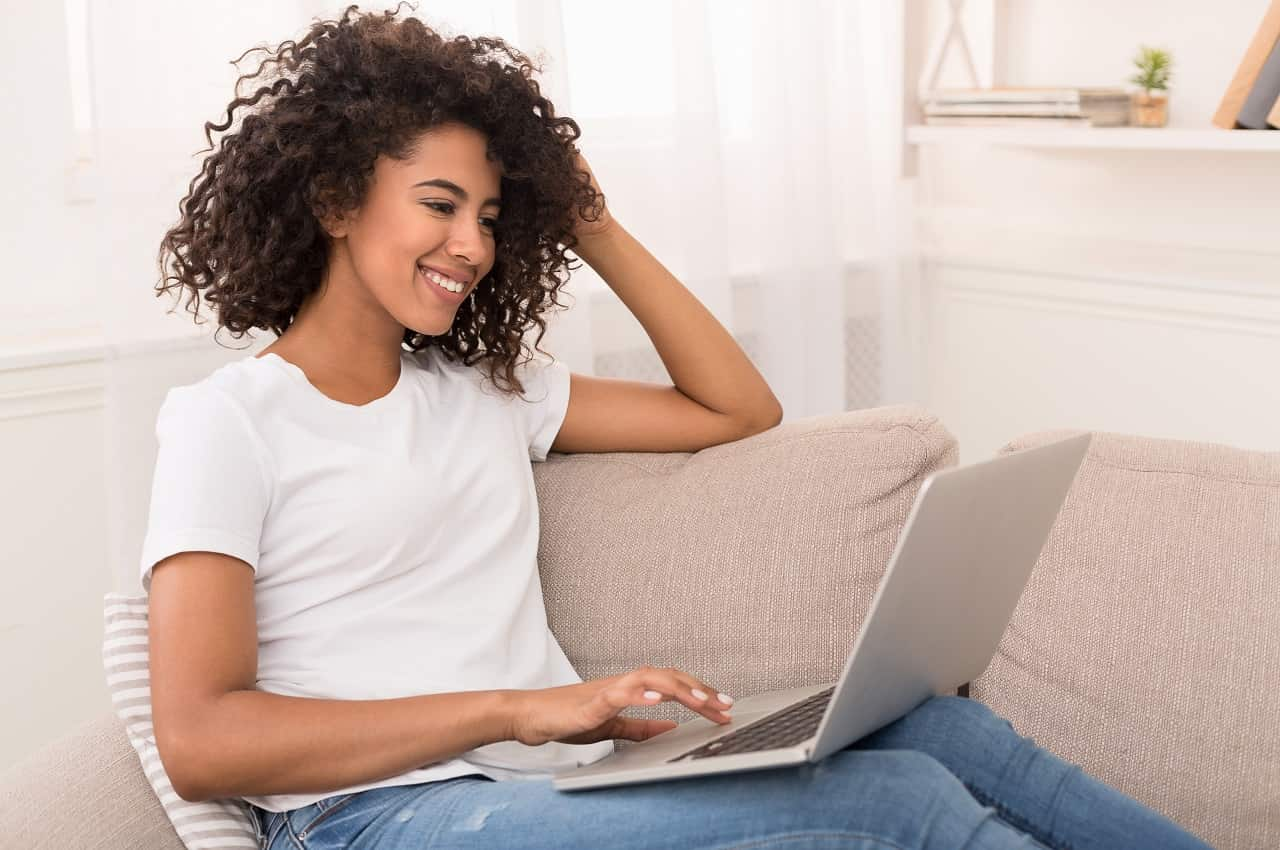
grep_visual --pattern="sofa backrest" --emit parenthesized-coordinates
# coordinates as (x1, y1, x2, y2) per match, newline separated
(972, 428, 1280, 850)
(533, 404, 957, 747)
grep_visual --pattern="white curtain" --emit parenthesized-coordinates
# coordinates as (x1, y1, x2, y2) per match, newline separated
(86, 0, 915, 592)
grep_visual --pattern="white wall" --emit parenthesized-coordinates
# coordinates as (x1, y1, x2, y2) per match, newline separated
(0, 338, 258, 770)
(916, 0, 1280, 462)
(0, 1, 96, 342)
(0, 355, 110, 767)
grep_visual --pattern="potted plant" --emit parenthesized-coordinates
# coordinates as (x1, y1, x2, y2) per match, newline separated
(1129, 45, 1172, 127)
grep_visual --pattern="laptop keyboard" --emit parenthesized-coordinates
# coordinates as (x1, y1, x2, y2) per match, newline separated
(667, 686, 836, 762)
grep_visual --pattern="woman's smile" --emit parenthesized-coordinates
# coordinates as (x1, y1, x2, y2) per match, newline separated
(418, 264, 468, 303)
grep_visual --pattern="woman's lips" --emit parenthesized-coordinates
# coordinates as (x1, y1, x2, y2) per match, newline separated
(418, 265, 467, 303)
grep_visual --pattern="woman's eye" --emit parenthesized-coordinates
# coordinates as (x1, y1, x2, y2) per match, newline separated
(423, 202, 497, 231)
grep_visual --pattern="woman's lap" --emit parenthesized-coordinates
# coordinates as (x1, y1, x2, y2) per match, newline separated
(264, 748, 1031, 850)
(257, 696, 1209, 850)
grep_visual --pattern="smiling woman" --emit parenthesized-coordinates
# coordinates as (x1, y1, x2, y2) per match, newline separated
(155, 4, 599, 401)
(153, 0, 780, 448)
(293, 120, 506, 353)
(142, 4, 777, 822)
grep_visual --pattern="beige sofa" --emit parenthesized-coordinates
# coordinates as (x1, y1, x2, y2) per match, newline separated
(2, 405, 1275, 849)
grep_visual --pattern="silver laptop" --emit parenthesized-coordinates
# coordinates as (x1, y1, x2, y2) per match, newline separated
(553, 432, 1092, 792)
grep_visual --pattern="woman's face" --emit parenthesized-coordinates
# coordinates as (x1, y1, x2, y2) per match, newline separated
(330, 122, 504, 339)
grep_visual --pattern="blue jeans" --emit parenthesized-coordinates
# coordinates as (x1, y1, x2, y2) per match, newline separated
(247, 696, 1212, 849)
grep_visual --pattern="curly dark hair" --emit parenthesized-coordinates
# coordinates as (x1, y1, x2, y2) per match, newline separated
(156, 2, 605, 396)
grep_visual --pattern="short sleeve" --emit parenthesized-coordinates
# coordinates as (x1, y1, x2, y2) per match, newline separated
(138, 385, 273, 593)
(516, 355, 571, 463)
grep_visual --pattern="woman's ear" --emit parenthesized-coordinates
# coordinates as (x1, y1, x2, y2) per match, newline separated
(309, 180, 354, 238)
(318, 209, 351, 239)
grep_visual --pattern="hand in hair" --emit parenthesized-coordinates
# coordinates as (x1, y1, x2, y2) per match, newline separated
(569, 150, 617, 241)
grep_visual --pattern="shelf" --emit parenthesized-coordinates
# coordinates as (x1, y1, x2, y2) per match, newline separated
(906, 125, 1280, 152)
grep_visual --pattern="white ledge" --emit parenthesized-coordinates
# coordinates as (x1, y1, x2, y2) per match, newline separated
(906, 125, 1280, 152)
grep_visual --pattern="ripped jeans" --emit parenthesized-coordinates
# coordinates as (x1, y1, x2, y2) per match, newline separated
(246, 696, 1211, 850)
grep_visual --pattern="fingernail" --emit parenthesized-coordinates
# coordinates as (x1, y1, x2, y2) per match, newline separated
(691, 689, 708, 700)
(718, 693, 734, 705)
(643, 690, 661, 700)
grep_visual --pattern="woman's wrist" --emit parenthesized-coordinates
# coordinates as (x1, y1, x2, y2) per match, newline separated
(494, 689, 526, 744)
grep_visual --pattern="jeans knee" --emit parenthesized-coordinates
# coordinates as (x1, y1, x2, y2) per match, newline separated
(864, 749, 968, 815)
(859, 695, 1022, 772)
(913, 695, 1010, 735)
(821, 749, 1007, 845)
(852, 748, 955, 788)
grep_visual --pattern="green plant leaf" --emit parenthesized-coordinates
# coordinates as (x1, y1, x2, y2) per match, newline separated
(1130, 44, 1173, 91)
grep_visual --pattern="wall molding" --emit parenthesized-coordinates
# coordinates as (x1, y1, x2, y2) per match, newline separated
(0, 329, 228, 374)
(0, 330, 230, 419)
(0, 382, 105, 421)
(929, 258, 1280, 339)
(918, 204, 1279, 293)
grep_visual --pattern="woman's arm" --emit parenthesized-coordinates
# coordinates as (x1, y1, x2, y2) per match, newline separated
(568, 154, 782, 429)
(150, 551, 515, 802)
(185, 687, 514, 802)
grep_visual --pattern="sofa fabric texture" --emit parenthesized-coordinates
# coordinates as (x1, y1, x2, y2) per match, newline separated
(972, 428, 1280, 850)
(0, 712, 185, 850)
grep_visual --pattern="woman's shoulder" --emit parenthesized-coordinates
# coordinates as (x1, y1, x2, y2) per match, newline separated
(156, 354, 278, 432)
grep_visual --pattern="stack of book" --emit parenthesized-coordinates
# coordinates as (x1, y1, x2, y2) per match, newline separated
(1213, 0, 1280, 129)
(923, 88, 1131, 127)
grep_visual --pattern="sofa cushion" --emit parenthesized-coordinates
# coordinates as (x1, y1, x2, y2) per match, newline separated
(972, 428, 1279, 850)
(533, 404, 957, 747)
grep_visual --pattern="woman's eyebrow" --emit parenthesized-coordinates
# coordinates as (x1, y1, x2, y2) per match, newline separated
(411, 178, 501, 208)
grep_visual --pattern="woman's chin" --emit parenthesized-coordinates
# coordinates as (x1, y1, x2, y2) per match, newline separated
(406, 315, 460, 341)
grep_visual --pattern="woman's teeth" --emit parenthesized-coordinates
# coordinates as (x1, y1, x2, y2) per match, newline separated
(419, 266, 465, 293)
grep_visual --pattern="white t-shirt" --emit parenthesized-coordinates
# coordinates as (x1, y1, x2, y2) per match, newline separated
(139, 345, 613, 813)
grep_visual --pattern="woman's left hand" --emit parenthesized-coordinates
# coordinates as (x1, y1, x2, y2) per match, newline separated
(570, 150, 617, 241)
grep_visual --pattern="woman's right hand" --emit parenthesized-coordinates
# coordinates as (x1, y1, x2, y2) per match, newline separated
(507, 665, 736, 746)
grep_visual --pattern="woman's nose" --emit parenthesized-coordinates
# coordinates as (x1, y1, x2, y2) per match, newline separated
(447, 221, 487, 263)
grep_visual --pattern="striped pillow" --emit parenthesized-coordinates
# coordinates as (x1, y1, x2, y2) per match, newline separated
(103, 592, 260, 849)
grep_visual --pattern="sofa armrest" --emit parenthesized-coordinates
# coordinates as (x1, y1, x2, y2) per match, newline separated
(0, 712, 183, 850)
